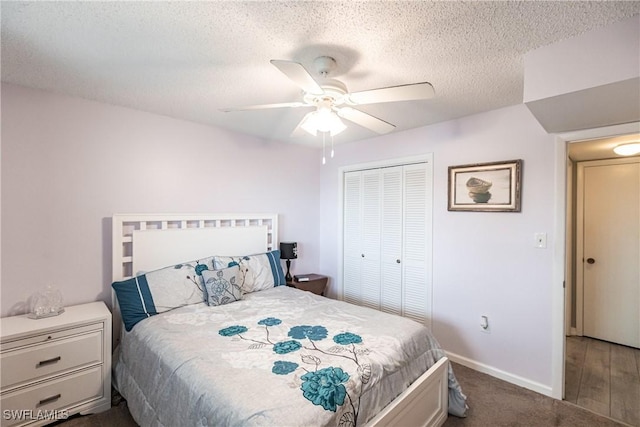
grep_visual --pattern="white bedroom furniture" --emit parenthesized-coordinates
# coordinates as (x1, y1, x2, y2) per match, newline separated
(0, 302, 112, 427)
(111, 213, 459, 427)
(342, 157, 433, 326)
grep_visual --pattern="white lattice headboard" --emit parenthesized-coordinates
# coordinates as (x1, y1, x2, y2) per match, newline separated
(111, 213, 278, 346)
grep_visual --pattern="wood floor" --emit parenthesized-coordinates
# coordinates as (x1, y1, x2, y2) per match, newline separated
(565, 336, 640, 426)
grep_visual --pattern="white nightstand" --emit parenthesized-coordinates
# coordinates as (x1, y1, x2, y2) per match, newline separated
(0, 302, 111, 427)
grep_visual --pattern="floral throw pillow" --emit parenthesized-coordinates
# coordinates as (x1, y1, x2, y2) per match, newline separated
(202, 265, 242, 307)
(112, 257, 213, 331)
(213, 250, 286, 294)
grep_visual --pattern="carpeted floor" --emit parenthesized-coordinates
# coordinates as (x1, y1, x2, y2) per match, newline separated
(56, 362, 628, 427)
(443, 363, 628, 427)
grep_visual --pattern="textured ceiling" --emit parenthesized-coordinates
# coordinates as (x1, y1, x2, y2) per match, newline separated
(2, 1, 639, 146)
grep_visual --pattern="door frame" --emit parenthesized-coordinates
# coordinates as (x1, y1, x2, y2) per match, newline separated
(552, 121, 640, 400)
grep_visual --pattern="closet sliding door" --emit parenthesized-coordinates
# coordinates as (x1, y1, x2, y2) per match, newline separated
(402, 163, 431, 324)
(341, 158, 432, 326)
(343, 172, 363, 305)
(361, 169, 383, 310)
(343, 169, 383, 308)
(380, 166, 403, 315)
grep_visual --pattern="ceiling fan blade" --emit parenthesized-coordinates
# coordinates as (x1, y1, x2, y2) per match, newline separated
(336, 107, 396, 134)
(270, 60, 324, 95)
(348, 82, 435, 105)
(220, 102, 307, 112)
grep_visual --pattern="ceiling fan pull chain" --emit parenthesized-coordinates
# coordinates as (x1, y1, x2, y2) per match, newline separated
(322, 132, 326, 165)
(331, 134, 335, 158)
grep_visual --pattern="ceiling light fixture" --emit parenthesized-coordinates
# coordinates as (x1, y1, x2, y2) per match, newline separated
(299, 99, 347, 137)
(298, 98, 345, 164)
(613, 142, 640, 156)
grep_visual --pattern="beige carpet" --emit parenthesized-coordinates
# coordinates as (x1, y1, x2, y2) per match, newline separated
(55, 362, 627, 427)
(443, 363, 627, 427)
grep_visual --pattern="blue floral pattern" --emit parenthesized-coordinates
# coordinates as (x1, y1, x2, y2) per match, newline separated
(258, 317, 282, 327)
(273, 340, 302, 354)
(301, 367, 349, 412)
(218, 257, 250, 289)
(213, 251, 286, 293)
(178, 260, 210, 290)
(217, 318, 368, 426)
(194, 263, 209, 276)
(218, 325, 247, 337)
(272, 361, 299, 375)
(202, 267, 242, 307)
(288, 325, 328, 341)
(333, 332, 362, 345)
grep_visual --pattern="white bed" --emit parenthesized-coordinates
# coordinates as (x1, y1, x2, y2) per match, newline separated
(111, 213, 466, 427)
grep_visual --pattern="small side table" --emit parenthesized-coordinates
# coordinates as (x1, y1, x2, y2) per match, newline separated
(0, 302, 112, 426)
(287, 274, 328, 296)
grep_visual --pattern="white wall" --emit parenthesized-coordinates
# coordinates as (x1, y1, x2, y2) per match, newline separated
(1, 83, 321, 317)
(523, 15, 640, 133)
(319, 104, 557, 392)
(524, 15, 640, 102)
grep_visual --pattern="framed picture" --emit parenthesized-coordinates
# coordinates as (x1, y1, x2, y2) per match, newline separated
(448, 159, 522, 212)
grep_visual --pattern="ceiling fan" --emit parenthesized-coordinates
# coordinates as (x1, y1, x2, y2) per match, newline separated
(221, 56, 435, 137)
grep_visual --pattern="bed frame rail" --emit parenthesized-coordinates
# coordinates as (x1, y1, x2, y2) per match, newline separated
(366, 357, 449, 427)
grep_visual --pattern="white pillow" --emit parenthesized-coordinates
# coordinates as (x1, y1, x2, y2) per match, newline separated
(213, 250, 286, 293)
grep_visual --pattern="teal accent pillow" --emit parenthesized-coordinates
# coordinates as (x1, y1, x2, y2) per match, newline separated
(202, 265, 242, 306)
(213, 250, 286, 294)
(112, 257, 213, 331)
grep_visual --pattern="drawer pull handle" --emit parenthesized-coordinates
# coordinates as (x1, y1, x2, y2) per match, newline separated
(38, 394, 61, 406)
(37, 356, 61, 367)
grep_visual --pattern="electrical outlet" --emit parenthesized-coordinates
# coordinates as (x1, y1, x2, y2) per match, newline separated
(480, 315, 490, 333)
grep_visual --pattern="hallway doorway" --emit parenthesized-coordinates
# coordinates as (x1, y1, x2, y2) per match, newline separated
(563, 131, 640, 416)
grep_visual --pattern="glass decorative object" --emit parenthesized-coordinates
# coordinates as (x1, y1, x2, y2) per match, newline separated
(28, 286, 65, 319)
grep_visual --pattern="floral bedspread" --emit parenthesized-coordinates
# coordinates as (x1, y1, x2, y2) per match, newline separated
(113, 286, 467, 427)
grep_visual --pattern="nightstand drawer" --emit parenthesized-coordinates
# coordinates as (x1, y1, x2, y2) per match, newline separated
(1, 331, 103, 390)
(1, 322, 103, 351)
(1, 366, 103, 427)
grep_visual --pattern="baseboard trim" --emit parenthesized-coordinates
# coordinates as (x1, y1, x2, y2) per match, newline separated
(446, 351, 553, 397)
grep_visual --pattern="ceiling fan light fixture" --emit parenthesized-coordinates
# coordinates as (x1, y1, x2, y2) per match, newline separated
(299, 112, 318, 136)
(224, 57, 436, 139)
(300, 108, 347, 137)
(613, 142, 640, 156)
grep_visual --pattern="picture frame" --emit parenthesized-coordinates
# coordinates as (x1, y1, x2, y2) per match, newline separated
(448, 159, 522, 212)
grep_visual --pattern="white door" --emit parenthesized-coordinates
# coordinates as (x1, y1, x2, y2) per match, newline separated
(579, 158, 640, 348)
(341, 157, 433, 326)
